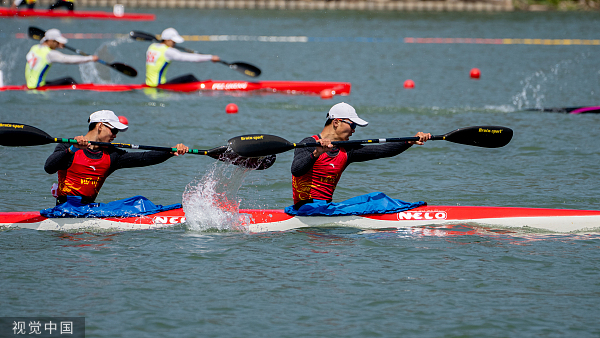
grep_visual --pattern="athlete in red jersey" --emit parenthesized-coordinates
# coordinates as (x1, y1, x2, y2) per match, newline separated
(291, 102, 430, 209)
(45, 110, 188, 205)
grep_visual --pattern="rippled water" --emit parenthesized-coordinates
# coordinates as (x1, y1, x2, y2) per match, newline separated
(1, 9, 600, 337)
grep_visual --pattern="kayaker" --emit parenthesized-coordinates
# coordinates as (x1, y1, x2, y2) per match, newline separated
(291, 102, 431, 209)
(25, 28, 98, 89)
(145, 28, 220, 87)
(48, 0, 74, 10)
(44, 110, 189, 205)
(11, 0, 36, 9)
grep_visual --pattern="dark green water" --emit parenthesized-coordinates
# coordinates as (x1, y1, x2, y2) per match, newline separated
(1, 9, 600, 337)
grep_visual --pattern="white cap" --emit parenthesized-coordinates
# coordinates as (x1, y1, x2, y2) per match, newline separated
(327, 102, 368, 127)
(161, 28, 184, 44)
(41, 29, 68, 44)
(88, 110, 128, 131)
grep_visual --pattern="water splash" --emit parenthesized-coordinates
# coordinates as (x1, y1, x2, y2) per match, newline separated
(79, 36, 133, 84)
(182, 159, 254, 232)
(511, 53, 593, 110)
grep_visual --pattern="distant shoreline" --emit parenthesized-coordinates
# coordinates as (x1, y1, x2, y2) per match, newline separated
(2, 0, 598, 11)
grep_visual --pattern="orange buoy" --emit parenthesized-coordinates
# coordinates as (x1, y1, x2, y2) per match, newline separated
(118, 116, 129, 125)
(403, 79, 415, 89)
(470, 68, 481, 79)
(320, 89, 333, 100)
(226, 103, 239, 114)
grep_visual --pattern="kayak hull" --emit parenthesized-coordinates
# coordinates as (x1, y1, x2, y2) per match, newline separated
(2, 205, 600, 233)
(0, 8, 155, 21)
(0, 80, 352, 96)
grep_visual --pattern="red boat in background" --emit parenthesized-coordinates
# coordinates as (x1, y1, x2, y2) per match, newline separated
(0, 7, 155, 21)
(0, 80, 352, 96)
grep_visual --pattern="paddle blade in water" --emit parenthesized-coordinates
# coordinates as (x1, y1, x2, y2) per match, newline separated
(226, 62, 261, 78)
(229, 134, 294, 157)
(441, 126, 513, 148)
(0, 123, 54, 147)
(205, 145, 276, 170)
(111, 62, 138, 77)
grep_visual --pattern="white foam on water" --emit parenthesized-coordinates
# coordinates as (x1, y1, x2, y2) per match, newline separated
(182, 160, 254, 232)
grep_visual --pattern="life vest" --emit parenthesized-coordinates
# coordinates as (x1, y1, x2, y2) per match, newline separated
(25, 44, 52, 89)
(145, 43, 170, 87)
(56, 149, 111, 202)
(292, 135, 349, 204)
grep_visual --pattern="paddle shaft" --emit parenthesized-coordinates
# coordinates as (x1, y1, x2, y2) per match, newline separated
(228, 126, 513, 157)
(300, 136, 426, 148)
(53, 137, 221, 155)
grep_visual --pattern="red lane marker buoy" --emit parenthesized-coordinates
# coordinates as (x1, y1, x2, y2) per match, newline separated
(470, 68, 481, 79)
(226, 103, 239, 114)
(403, 79, 415, 89)
(118, 116, 129, 125)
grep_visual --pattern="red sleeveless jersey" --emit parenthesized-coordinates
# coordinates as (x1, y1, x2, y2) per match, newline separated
(57, 149, 111, 201)
(292, 135, 349, 204)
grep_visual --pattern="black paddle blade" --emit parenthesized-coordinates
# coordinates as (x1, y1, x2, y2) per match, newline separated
(110, 62, 138, 77)
(441, 126, 513, 148)
(129, 31, 159, 42)
(225, 62, 261, 78)
(0, 123, 54, 147)
(229, 134, 294, 157)
(28, 26, 45, 41)
(206, 145, 276, 170)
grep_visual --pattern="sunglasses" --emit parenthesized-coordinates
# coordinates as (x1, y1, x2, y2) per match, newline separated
(339, 119, 357, 130)
(103, 123, 119, 135)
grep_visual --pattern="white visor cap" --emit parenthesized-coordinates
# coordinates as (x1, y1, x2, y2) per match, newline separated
(41, 29, 68, 44)
(88, 110, 128, 131)
(326, 102, 368, 127)
(161, 28, 184, 44)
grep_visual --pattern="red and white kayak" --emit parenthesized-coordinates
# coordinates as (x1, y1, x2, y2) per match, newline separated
(2, 205, 600, 233)
(0, 80, 351, 96)
(0, 8, 155, 21)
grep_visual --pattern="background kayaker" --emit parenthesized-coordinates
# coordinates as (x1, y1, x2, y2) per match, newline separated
(25, 28, 98, 89)
(145, 27, 220, 87)
(291, 102, 431, 210)
(11, 0, 36, 10)
(48, 0, 74, 10)
(44, 110, 189, 205)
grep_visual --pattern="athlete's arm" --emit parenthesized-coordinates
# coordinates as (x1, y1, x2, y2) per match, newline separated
(164, 48, 213, 63)
(107, 149, 175, 174)
(291, 136, 321, 177)
(346, 142, 413, 164)
(47, 50, 96, 64)
(44, 144, 74, 174)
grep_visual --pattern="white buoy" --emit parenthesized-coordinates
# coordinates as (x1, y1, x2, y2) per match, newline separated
(113, 4, 124, 17)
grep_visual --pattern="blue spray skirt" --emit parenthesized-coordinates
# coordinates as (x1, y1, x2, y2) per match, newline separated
(41, 196, 182, 218)
(284, 192, 426, 216)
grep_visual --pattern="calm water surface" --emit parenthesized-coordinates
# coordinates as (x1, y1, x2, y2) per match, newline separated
(1, 9, 600, 337)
